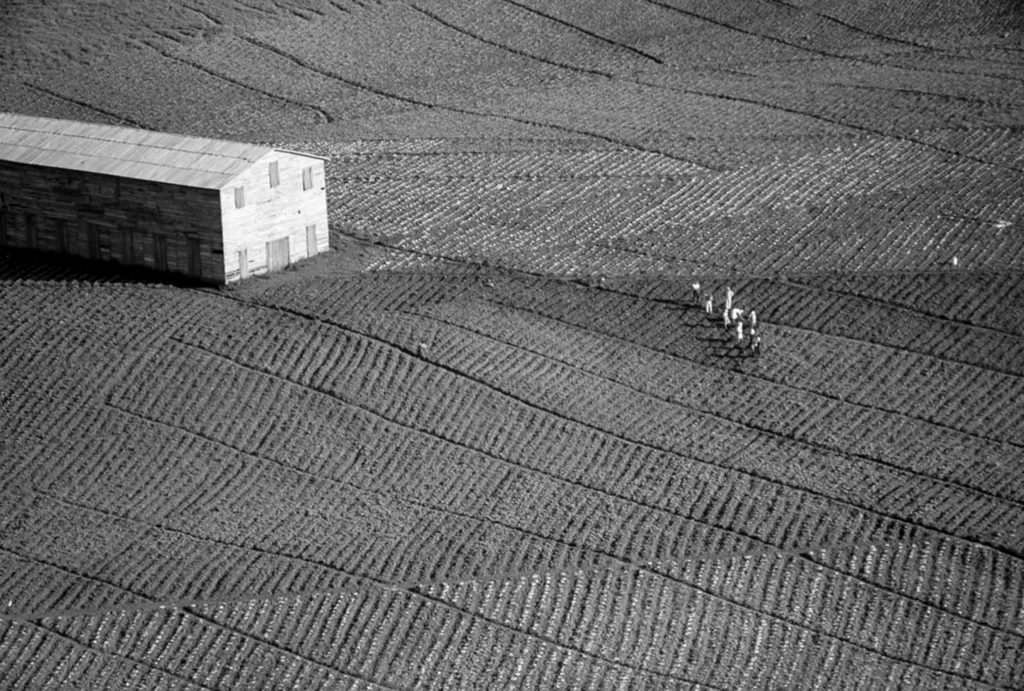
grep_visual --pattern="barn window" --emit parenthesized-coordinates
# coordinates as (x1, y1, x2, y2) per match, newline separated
(268, 161, 280, 188)
(302, 166, 313, 191)
(234, 186, 245, 208)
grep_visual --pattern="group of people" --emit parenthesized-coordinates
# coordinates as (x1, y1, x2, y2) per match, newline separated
(691, 281, 763, 356)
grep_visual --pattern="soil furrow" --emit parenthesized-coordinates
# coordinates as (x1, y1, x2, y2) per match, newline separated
(20, 82, 151, 130)
(643, 0, 1024, 85)
(222, 291, 1024, 565)
(635, 78, 1024, 173)
(489, 276, 1024, 449)
(763, 0, 942, 52)
(141, 41, 333, 123)
(181, 3, 224, 26)
(27, 620, 217, 691)
(786, 276, 1024, 339)
(407, 3, 614, 80)
(24, 464, 719, 686)
(166, 323, 1024, 640)
(180, 607, 404, 691)
(238, 35, 712, 168)
(406, 307, 1024, 511)
(491, 290, 1024, 454)
(409, 586, 727, 688)
(497, 0, 664, 64)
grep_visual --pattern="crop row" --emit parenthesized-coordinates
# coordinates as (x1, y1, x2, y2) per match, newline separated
(376, 300, 1024, 572)
(738, 276, 1024, 377)
(620, 184, 1020, 277)
(326, 127, 1023, 279)
(733, 280, 1024, 444)
(9, 533, 1019, 690)
(917, 126, 1024, 170)
(801, 269, 1024, 336)
(237, 5, 569, 108)
(414, 0, 677, 79)
(785, 274, 1024, 366)
(326, 146, 701, 182)
(23, 47, 314, 138)
(410, 292, 1024, 507)
(104, 338, 602, 586)
(5, 282, 1020, 685)
(2, 587, 676, 689)
(0, 282, 197, 477)
(176, 33, 411, 122)
(463, 270, 1024, 452)
(531, 271, 1024, 447)
(234, 291, 1024, 636)
(427, 557, 1022, 687)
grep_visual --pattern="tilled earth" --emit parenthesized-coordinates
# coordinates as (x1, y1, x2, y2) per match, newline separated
(1, 0, 1023, 688)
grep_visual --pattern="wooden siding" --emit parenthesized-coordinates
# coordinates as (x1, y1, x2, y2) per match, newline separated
(0, 161, 224, 281)
(220, 151, 329, 282)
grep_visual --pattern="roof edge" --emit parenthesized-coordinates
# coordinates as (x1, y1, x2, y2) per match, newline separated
(273, 148, 330, 161)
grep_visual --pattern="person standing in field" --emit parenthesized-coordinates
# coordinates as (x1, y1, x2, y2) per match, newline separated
(750, 331, 763, 356)
(748, 308, 757, 331)
(723, 307, 731, 328)
(691, 280, 701, 304)
(735, 318, 744, 344)
(730, 305, 744, 326)
(704, 292, 714, 314)
(725, 286, 735, 312)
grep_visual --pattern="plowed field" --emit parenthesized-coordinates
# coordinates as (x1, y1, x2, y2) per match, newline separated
(1, 0, 1023, 688)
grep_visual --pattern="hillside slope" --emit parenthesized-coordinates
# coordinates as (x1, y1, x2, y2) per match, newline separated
(1, 1, 1023, 688)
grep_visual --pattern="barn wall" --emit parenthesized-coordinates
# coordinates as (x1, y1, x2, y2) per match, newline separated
(0, 161, 224, 282)
(220, 151, 330, 283)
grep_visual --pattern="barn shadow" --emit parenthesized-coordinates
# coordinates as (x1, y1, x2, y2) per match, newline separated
(0, 246, 212, 287)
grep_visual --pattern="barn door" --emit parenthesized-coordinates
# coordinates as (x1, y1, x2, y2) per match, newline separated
(187, 237, 201, 277)
(305, 223, 317, 257)
(154, 236, 168, 272)
(266, 236, 290, 272)
(238, 249, 249, 280)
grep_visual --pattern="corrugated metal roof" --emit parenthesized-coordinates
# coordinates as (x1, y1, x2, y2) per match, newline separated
(0, 112, 318, 189)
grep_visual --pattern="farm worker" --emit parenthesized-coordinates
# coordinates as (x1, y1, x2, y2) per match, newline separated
(751, 332, 762, 356)
(691, 280, 701, 304)
(730, 306, 744, 324)
(724, 286, 735, 312)
(735, 319, 744, 343)
(748, 309, 757, 330)
(704, 292, 714, 314)
(723, 307, 731, 328)
(951, 256, 959, 268)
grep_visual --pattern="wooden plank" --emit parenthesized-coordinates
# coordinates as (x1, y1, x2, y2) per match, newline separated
(154, 235, 168, 272)
(306, 223, 317, 258)
(188, 237, 202, 277)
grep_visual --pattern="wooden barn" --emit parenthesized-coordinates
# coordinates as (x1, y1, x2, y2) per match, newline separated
(0, 112, 329, 283)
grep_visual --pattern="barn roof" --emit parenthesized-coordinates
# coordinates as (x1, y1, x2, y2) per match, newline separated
(0, 113, 322, 189)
